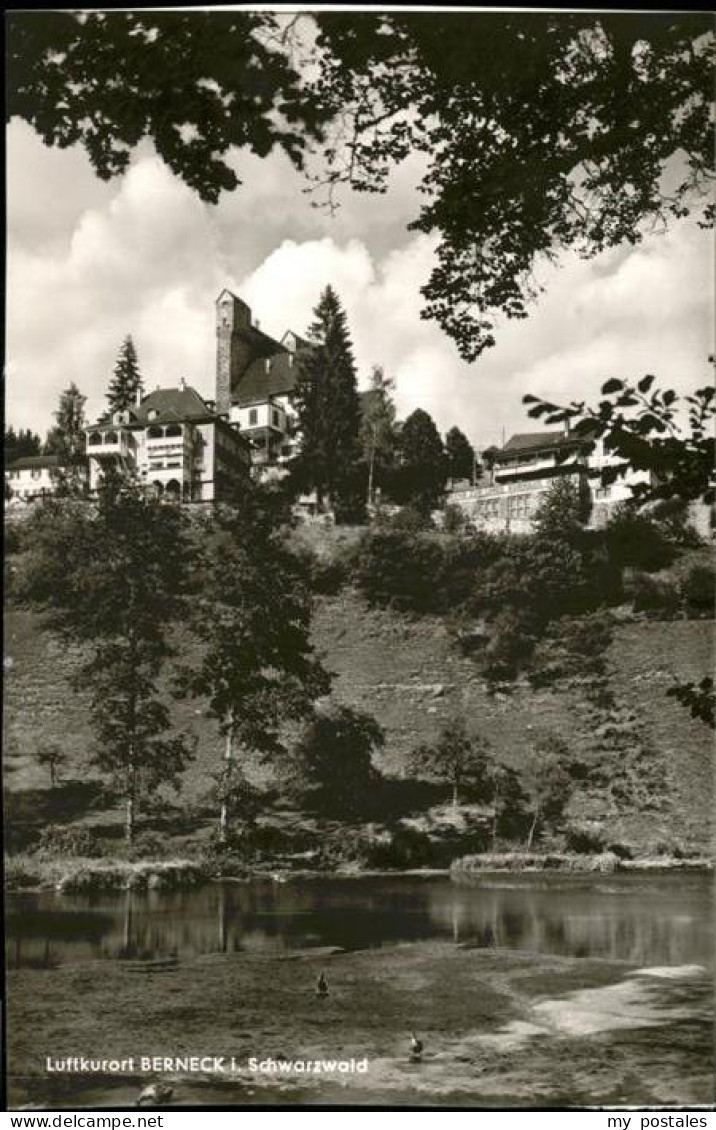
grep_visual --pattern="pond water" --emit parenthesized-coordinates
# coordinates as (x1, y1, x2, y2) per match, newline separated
(6, 871, 713, 970)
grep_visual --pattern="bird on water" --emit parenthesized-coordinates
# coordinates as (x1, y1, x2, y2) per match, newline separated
(136, 1083, 173, 1107)
(316, 971, 329, 997)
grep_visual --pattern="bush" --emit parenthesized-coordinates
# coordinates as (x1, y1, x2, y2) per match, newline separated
(284, 705, 384, 818)
(632, 574, 681, 618)
(352, 529, 444, 611)
(605, 509, 674, 572)
(680, 565, 715, 619)
(365, 824, 435, 869)
(118, 831, 171, 861)
(35, 824, 105, 858)
(442, 504, 474, 536)
(564, 822, 607, 854)
(373, 504, 435, 533)
(4, 520, 23, 556)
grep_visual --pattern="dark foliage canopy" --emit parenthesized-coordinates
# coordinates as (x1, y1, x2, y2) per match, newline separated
(7, 11, 327, 203)
(312, 12, 713, 358)
(9, 13, 711, 362)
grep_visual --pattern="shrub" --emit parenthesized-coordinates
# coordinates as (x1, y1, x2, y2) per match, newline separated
(605, 508, 674, 572)
(118, 831, 171, 861)
(442, 504, 474, 536)
(352, 529, 444, 611)
(35, 824, 105, 858)
(284, 705, 384, 818)
(680, 565, 715, 619)
(4, 520, 23, 556)
(365, 824, 435, 869)
(374, 504, 435, 533)
(632, 574, 681, 618)
(564, 822, 607, 854)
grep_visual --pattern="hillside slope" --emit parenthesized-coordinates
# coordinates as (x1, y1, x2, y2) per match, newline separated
(4, 583, 712, 855)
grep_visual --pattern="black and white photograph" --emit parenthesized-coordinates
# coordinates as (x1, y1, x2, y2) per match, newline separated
(3, 4, 714, 1115)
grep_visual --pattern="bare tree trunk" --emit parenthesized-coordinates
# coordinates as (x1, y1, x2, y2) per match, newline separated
(125, 755, 137, 844)
(367, 428, 377, 509)
(219, 728, 233, 843)
(492, 782, 500, 852)
(526, 807, 539, 851)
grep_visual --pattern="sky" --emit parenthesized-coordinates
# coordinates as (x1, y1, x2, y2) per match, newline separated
(6, 51, 713, 453)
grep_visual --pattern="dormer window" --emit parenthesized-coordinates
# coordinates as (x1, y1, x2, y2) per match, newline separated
(148, 409, 158, 421)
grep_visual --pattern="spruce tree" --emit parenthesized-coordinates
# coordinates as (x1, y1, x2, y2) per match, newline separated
(445, 425, 475, 484)
(394, 408, 447, 514)
(293, 286, 362, 514)
(107, 336, 143, 413)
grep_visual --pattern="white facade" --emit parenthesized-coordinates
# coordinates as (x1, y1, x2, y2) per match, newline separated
(5, 458, 88, 505)
(448, 434, 653, 535)
(6, 463, 59, 503)
(85, 389, 250, 502)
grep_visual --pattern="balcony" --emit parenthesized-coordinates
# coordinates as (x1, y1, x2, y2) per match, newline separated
(86, 429, 135, 460)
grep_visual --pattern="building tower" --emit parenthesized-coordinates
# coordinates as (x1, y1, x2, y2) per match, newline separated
(215, 289, 253, 416)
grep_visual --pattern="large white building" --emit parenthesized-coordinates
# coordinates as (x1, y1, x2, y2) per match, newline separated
(85, 381, 251, 501)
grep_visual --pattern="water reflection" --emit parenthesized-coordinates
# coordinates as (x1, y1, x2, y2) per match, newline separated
(6, 873, 712, 970)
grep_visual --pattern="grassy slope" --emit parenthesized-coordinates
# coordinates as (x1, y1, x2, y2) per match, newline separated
(4, 564, 713, 856)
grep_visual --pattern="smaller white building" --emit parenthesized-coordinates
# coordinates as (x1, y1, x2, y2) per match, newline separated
(448, 429, 652, 534)
(5, 455, 88, 505)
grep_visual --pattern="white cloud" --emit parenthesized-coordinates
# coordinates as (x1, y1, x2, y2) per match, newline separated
(6, 121, 712, 456)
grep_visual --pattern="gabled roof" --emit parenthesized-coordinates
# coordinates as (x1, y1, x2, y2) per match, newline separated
(233, 345, 301, 406)
(134, 386, 212, 423)
(281, 329, 311, 352)
(496, 429, 588, 459)
(6, 454, 64, 471)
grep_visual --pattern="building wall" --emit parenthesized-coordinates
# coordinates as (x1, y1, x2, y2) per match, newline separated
(6, 466, 58, 502)
(449, 472, 586, 534)
(216, 292, 254, 415)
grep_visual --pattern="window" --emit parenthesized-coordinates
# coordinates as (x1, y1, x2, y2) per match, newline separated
(31, 469, 42, 479)
(249, 409, 258, 426)
(88, 432, 103, 446)
(165, 424, 182, 438)
(105, 430, 118, 444)
(272, 410, 279, 428)
(147, 425, 163, 439)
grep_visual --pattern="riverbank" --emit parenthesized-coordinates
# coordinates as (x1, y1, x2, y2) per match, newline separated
(5, 848, 713, 893)
(7, 937, 712, 1108)
(451, 851, 713, 876)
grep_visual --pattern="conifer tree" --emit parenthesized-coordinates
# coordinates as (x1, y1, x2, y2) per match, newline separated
(107, 336, 143, 413)
(393, 408, 447, 514)
(44, 383, 87, 460)
(445, 425, 476, 484)
(293, 286, 362, 514)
